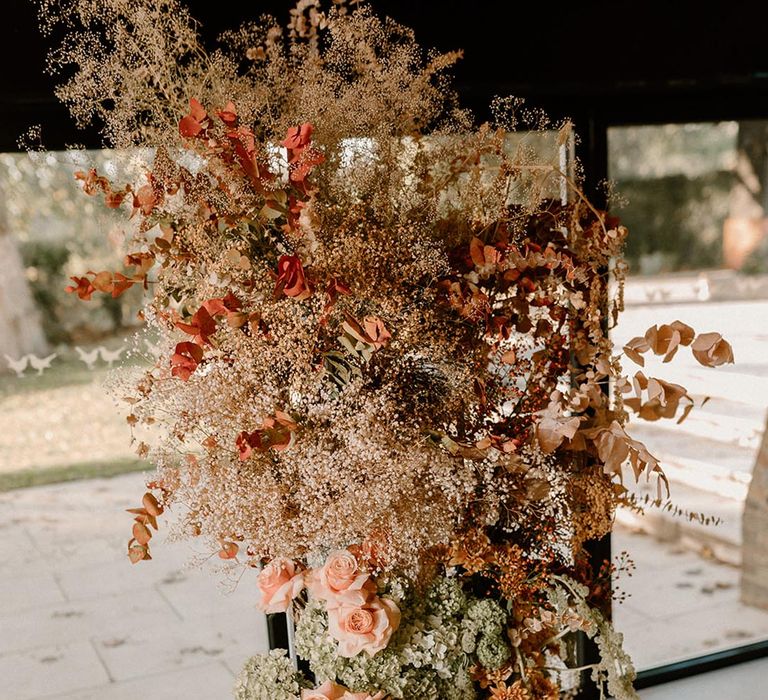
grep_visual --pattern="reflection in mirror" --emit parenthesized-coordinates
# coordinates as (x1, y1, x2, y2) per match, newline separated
(609, 121, 768, 669)
(0, 150, 150, 488)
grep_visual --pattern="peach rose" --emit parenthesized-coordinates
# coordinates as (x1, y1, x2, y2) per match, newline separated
(301, 680, 347, 700)
(255, 558, 304, 614)
(309, 549, 376, 607)
(340, 693, 386, 700)
(327, 596, 400, 657)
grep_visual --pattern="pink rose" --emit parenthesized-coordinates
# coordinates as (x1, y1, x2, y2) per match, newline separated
(255, 558, 304, 614)
(340, 693, 386, 700)
(301, 680, 347, 700)
(309, 550, 376, 607)
(327, 596, 400, 657)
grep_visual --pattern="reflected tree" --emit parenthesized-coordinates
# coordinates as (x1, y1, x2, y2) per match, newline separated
(0, 182, 48, 365)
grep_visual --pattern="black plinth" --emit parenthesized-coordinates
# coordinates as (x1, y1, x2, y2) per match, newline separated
(266, 612, 290, 650)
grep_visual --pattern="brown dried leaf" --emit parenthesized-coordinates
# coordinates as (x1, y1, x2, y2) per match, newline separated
(536, 414, 581, 453)
(670, 320, 695, 346)
(691, 333, 734, 367)
(592, 424, 630, 476)
(626, 373, 693, 422)
(132, 522, 152, 545)
(128, 543, 150, 564)
(500, 349, 516, 364)
(142, 492, 163, 517)
(623, 336, 650, 366)
(676, 401, 694, 425)
(645, 324, 679, 362)
(218, 540, 239, 560)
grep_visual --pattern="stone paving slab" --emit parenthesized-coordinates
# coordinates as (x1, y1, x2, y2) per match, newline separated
(0, 589, 182, 657)
(92, 608, 263, 683)
(0, 641, 111, 700)
(638, 656, 768, 699)
(44, 662, 238, 700)
(0, 473, 267, 700)
(0, 570, 67, 615)
(614, 524, 768, 669)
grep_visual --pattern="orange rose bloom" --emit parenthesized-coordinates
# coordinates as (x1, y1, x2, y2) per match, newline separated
(327, 596, 400, 657)
(255, 558, 304, 614)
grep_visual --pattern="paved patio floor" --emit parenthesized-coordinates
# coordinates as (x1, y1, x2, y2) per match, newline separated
(0, 473, 267, 700)
(4, 472, 768, 699)
(614, 522, 768, 670)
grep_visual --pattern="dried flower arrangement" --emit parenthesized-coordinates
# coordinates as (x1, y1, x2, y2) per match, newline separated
(40, 0, 735, 697)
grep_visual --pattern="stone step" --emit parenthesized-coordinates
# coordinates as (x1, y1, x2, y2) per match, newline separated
(617, 477, 744, 566)
(617, 366, 768, 410)
(627, 421, 757, 478)
(681, 368, 768, 407)
(686, 394, 768, 424)
(623, 270, 768, 306)
(628, 404, 764, 451)
(618, 403, 761, 566)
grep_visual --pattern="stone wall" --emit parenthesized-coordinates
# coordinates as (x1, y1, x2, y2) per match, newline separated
(742, 417, 768, 610)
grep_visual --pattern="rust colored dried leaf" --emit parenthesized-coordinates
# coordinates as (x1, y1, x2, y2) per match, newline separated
(142, 492, 163, 517)
(623, 336, 650, 366)
(128, 543, 150, 564)
(218, 540, 239, 560)
(691, 332, 735, 367)
(132, 522, 152, 545)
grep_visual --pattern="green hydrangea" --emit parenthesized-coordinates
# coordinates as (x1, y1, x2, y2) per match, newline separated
(400, 668, 440, 699)
(337, 648, 405, 697)
(291, 574, 507, 700)
(426, 576, 467, 618)
(466, 598, 507, 635)
(437, 666, 476, 700)
(459, 618, 480, 653)
(475, 633, 511, 670)
(398, 617, 462, 677)
(294, 598, 340, 681)
(234, 649, 305, 700)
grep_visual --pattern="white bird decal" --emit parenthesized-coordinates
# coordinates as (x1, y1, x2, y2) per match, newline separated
(27, 353, 58, 375)
(75, 346, 101, 370)
(4, 354, 29, 378)
(98, 346, 125, 368)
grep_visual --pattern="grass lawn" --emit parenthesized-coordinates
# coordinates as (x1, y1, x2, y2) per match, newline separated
(0, 457, 148, 491)
(0, 347, 153, 491)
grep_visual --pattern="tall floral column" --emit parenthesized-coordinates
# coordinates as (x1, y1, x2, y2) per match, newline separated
(42, 1, 735, 698)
